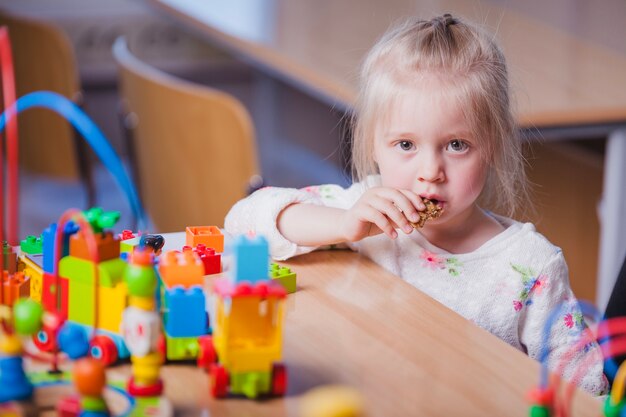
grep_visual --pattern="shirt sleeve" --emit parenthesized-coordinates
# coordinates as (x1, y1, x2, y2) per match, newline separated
(224, 182, 368, 260)
(518, 251, 608, 396)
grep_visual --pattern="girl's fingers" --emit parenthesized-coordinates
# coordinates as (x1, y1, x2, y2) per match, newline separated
(368, 197, 414, 234)
(361, 205, 397, 239)
(398, 189, 426, 212)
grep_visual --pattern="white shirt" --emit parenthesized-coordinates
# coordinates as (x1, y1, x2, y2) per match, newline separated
(225, 177, 608, 395)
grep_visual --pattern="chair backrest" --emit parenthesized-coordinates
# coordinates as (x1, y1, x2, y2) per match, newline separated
(0, 9, 81, 178)
(113, 37, 260, 232)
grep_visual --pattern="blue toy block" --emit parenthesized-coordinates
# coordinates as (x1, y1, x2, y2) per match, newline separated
(229, 235, 269, 284)
(42, 221, 79, 274)
(164, 286, 208, 338)
(0, 356, 33, 402)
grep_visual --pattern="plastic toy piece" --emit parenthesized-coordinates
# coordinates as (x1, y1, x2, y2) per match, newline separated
(527, 387, 554, 417)
(1, 271, 30, 306)
(269, 263, 297, 293)
(183, 244, 221, 275)
(228, 235, 269, 284)
(83, 207, 121, 235)
(121, 248, 164, 397)
(140, 234, 165, 256)
(69, 231, 121, 263)
(186, 226, 224, 252)
(42, 222, 79, 274)
(19, 235, 43, 254)
(119, 230, 136, 240)
(41, 272, 69, 317)
(59, 256, 127, 327)
(18, 254, 44, 302)
(72, 357, 110, 417)
(158, 250, 204, 288)
(164, 286, 208, 338)
(299, 385, 365, 417)
(3, 241, 17, 274)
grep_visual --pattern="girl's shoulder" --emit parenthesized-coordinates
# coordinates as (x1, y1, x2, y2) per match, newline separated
(478, 214, 564, 265)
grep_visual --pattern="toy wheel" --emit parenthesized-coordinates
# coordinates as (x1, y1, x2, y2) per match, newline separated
(271, 363, 287, 396)
(197, 336, 216, 370)
(210, 364, 229, 398)
(89, 335, 118, 366)
(33, 327, 57, 352)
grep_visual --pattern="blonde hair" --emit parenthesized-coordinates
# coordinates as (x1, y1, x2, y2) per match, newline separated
(350, 14, 528, 217)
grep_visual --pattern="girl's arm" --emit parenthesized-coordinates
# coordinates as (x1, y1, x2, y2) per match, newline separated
(278, 186, 425, 246)
(277, 203, 347, 247)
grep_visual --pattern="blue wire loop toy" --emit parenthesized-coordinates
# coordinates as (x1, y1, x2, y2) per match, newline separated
(0, 91, 146, 229)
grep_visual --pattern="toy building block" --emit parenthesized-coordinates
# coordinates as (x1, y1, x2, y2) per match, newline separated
(158, 250, 204, 288)
(186, 226, 224, 252)
(59, 256, 127, 326)
(20, 235, 43, 254)
(69, 231, 120, 263)
(3, 241, 18, 274)
(183, 244, 221, 275)
(1, 272, 30, 306)
(83, 207, 121, 234)
(228, 235, 269, 284)
(164, 286, 208, 338)
(230, 371, 272, 399)
(118, 230, 136, 240)
(18, 254, 44, 303)
(42, 272, 69, 317)
(0, 355, 33, 402)
(120, 237, 141, 254)
(42, 221, 79, 274)
(164, 335, 200, 361)
(269, 263, 296, 294)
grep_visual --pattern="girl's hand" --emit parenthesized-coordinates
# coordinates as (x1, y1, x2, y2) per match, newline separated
(340, 187, 425, 242)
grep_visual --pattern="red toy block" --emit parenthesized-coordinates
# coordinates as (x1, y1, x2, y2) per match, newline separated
(186, 226, 224, 252)
(118, 229, 136, 240)
(1, 271, 30, 306)
(69, 231, 120, 262)
(56, 394, 80, 417)
(42, 272, 69, 317)
(182, 244, 221, 275)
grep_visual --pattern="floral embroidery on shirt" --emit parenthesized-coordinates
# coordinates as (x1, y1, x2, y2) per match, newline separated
(302, 185, 335, 199)
(511, 264, 549, 312)
(420, 250, 463, 276)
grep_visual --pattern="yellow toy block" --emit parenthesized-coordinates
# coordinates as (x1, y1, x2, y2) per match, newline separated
(213, 293, 285, 373)
(97, 282, 128, 333)
(186, 226, 224, 252)
(18, 254, 43, 303)
(158, 250, 204, 288)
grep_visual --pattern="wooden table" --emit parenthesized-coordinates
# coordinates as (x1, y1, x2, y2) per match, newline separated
(143, 0, 626, 313)
(99, 233, 599, 416)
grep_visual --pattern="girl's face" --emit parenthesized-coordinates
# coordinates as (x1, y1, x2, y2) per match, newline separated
(373, 79, 489, 227)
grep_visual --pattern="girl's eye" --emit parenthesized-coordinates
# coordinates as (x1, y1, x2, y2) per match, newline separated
(447, 139, 469, 153)
(397, 140, 415, 151)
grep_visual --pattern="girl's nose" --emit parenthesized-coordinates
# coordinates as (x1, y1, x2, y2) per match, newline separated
(417, 154, 445, 183)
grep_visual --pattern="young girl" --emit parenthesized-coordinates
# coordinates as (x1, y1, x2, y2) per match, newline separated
(225, 14, 607, 395)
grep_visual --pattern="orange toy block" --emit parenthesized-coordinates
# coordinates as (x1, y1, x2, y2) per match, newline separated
(69, 230, 120, 262)
(1, 271, 30, 306)
(158, 250, 204, 288)
(185, 226, 224, 252)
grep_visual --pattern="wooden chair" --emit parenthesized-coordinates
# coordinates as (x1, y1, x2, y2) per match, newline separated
(113, 37, 261, 232)
(0, 9, 95, 206)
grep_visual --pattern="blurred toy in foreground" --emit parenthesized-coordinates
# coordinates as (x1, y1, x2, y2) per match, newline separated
(203, 234, 287, 399)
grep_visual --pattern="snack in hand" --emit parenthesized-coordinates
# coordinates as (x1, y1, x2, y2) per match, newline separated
(410, 198, 443, 228)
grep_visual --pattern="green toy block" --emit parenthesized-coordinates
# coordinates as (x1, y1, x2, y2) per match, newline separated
(529, 404, 551, 417)
(59, 256, 126, 288)
(269, 263, 296, 293)
(20, 235, 43, 254)
(165, 334, 199, 360)
(604, 397, 625, 417)
(230, 371, 271, 399)
(83, 207, 121, 234)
